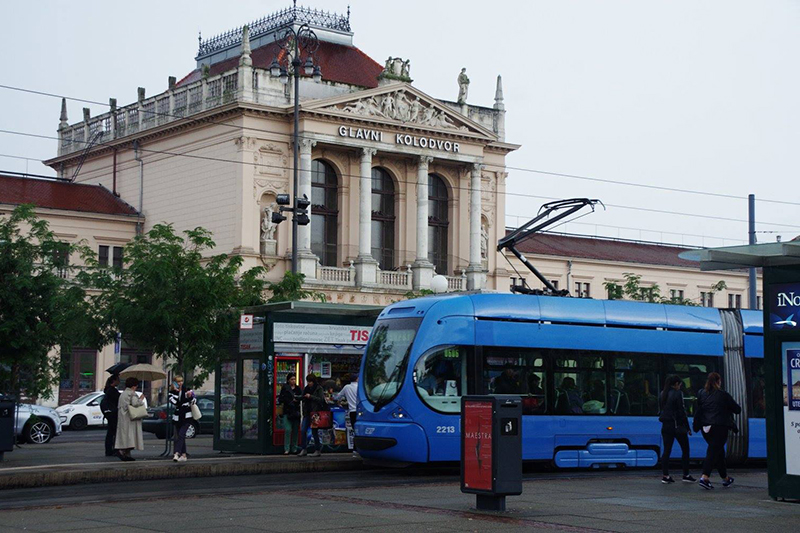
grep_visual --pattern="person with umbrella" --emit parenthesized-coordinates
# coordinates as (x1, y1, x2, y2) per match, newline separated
(102, 374, 121, 457)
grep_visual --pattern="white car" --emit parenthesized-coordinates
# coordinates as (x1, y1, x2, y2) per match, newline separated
(57, 390, 149, 430)
(56, 391, 106, 430)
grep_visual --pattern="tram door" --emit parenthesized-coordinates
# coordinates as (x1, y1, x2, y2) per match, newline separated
(273, 356, 303, 446)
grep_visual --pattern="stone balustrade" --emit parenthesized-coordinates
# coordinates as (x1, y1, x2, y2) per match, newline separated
(316, 263, 356, 287)
(378, 266, 412, 291)
(446, 273, 467, 292)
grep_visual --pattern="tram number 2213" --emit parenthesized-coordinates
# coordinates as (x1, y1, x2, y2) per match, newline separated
(436, 425, 456, 434)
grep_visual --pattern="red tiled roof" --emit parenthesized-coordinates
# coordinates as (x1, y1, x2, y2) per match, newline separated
(0, 175, 140, 217)
(513, 232, 698, 269)
(177, 41, 384, 90)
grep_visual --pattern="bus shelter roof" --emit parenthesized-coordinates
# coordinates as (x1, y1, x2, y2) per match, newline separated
(242, 301, 384, 317)
(679, 241, 800, 271)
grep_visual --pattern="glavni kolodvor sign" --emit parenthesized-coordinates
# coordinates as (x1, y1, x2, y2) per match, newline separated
(769, 282, 800, 331)
(338, 125, 461, 153)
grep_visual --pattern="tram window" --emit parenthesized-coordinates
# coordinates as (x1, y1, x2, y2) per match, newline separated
(665, 356, 719, 416)
(750, 359, 765, 418)
(554, 352, 606, 415)
(612, 355, 659, 415)
(414, 345, 469, 414)
(482, 348, 546, 415)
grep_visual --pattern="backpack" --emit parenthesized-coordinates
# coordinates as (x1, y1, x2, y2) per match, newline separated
(100, 394, 111, 415)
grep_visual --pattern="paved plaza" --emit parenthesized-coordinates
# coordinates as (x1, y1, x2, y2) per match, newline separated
(0, 469, 797, 532)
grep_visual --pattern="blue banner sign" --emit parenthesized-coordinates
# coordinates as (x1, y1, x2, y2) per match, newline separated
(789, 350, 800, 411)
(769, 282, 800, 331)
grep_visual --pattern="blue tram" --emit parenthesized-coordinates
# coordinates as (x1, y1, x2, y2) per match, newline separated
(353, 293, 765, 466)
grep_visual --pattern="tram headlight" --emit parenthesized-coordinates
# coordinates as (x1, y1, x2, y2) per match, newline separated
(390, 407, 411, 420)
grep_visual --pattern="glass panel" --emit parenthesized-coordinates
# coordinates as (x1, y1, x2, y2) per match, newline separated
(364, 318, 421, 408)
(98, 245, 109, 267)
(72, 392, 97, 405)
(665, 356, 718, 415)
(553, 351, 606, 414)
(219, 361, 237, 440)
(482, 348, 546, 415)
(750, 359, 765, 418)
(611, 355, 659, 415)
(78, 352, 95, 390)
(414, 346, 468, 413)
(112, 247, 123, 269)
(241, 359, 260, 440)
(60, 352, 74, 390)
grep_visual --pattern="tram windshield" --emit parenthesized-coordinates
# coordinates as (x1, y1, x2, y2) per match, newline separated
(363, 317, 421, 408)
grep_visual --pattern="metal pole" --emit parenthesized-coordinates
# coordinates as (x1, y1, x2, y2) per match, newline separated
(291, 38, 301, 275)
(748, 194, 757, 309)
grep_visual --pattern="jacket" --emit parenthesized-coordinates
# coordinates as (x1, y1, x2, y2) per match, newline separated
(169, 387, 195, 426)
(301, 383, 328, 417)
(658, 388, 689, 429)
(115, 387, 145, 450)
(279, 384, 302, 420)
(693, 388, 741, 432)
(102, 385, 120, 417)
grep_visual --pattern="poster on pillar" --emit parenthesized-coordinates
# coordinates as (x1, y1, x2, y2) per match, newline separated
(782, 342, 800, 476)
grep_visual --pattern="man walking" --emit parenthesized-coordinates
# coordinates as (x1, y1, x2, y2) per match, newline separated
(102, 375, 121, 457)
(335, 374, 360, 456)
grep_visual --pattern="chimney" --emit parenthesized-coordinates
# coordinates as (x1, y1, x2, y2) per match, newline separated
(59, 98, 68, 129)
(239, 25, 252, 68)
(138, 87, 146, 103)
(168, 76, 176, 91)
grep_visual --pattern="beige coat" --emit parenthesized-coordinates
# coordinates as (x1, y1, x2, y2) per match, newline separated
(115, 387, 145, 451)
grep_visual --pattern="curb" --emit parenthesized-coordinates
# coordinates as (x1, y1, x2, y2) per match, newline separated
(0, 457, 368, 490)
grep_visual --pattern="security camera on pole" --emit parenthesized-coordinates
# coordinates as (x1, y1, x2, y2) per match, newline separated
(267, 23, 321, 275)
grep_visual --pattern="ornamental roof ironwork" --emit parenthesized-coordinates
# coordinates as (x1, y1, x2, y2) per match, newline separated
(197, 4, 351, 58)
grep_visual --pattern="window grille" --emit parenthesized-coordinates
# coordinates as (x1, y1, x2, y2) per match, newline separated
(115, 110, 126, 137)
(188, 86, 202, 114)
(142, 101, 155, 128)
(222, 73, 238, 103)
(156, 97, 169, 125)
(127, 107, 139, 133)
(206, 79, 222, 107)
(173, 90, 187, 117)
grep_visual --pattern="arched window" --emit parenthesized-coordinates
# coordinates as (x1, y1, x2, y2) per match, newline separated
(311, 160, 338, 267)
(371, 167, 395, 270)
(428, 174, 449, 274)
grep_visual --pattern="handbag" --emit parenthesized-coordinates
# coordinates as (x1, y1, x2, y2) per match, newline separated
(191, 403, 202, 420)
(129, 403, 148, 421)
(310, 410, 333, 429)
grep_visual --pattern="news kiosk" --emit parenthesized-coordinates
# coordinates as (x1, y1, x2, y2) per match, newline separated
(687, 240, 800, 501)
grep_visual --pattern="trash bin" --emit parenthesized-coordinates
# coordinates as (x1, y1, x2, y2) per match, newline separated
(460, 395, 522, 511)
(0, 396, 15, 461)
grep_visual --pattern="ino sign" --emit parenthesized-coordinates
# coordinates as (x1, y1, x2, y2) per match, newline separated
(769, 283, 800, 331)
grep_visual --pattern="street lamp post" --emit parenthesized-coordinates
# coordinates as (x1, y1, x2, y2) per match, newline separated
(270, 24, 320, 274)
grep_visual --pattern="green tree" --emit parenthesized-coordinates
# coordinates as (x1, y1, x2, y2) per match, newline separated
(0, 205, 101, 399)
(93, 224, 267, 382)
(265, 271, 326, 303)
(603, 272, 727, 306)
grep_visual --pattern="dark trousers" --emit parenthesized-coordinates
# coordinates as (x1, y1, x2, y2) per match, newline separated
(701, 425, 729, 478)
(349, 411, 357, 451)
(300, 416, 320, 452)
(104, 414, 118, 456)
(661, 422, 690, 476)
(175, 423, 189, 455)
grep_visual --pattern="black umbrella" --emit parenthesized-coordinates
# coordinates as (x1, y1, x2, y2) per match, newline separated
(106, 362, 133, 375)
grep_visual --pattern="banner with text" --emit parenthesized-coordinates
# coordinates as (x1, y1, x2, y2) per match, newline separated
(273, 323, 372, 345)
(783, 343, 800, 475)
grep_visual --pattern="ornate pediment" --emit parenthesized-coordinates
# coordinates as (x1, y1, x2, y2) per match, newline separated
(308, 84, 496, 139)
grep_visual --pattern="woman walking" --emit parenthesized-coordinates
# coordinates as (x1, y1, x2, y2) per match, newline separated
(693, 372, 742, 490)
(297, 374, 327, 457)
(279, 374, 302, 455)
(169, 375, 195, 462)
(658, 375, 694, 483)
(115, 377, 145, 461)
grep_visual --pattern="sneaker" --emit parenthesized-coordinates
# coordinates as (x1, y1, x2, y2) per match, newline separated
(309, 450, 321, 457)
(661, 476, 675, 484)
(173, 453, 180, 462)
(177, 455, 187, 462)
(297, 449, 307, 457)
(352, 451, 361, 458)
(283, 450, 290, 455)
(698, 478, 713, 490)
(722, 477, 734, 487)
(682, 475, 697, 483)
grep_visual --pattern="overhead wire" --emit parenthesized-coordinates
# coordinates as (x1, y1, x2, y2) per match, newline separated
(3, 82, 799, 207)
(3, 125, 799, 231)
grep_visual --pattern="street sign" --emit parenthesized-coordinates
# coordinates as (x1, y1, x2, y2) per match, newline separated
(240, 314, 253, 330)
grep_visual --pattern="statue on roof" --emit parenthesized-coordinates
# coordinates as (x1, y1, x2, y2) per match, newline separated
(378, 56, 412, 83)
(457, 68, 470, 104)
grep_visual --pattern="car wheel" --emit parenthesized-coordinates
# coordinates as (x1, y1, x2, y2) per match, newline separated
(70, 414, 88, 431)
(186, 421, 199, 439)
(26, 420, 54, 444)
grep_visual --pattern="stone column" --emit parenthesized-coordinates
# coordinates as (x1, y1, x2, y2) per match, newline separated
(412, 156, 435, 290)
(297, 138, 318, 278)
(355, 148, 378, 286)
(238, 25, 253, 102)
(466, 163, 486, 290)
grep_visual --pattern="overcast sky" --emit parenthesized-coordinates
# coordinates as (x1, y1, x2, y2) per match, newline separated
(1, 0, 798, 247)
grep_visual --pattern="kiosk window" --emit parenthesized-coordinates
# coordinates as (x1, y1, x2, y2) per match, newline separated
(414, 346, 469, 413)
(482, 348, 546, 415)
(612, 355, 659, 416)
(554, 352, 606, 415)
